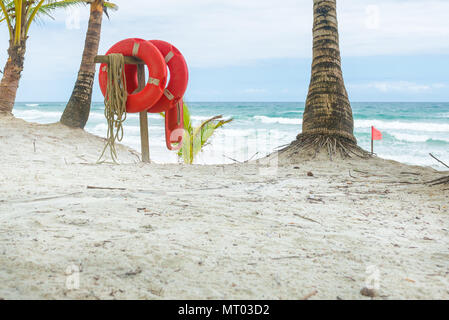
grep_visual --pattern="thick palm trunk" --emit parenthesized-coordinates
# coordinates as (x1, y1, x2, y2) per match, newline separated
(0, 40, 27, 115)
(302, 0, 355, 142)
(279, 0, 367, 160)
(60, 1, 104, 128)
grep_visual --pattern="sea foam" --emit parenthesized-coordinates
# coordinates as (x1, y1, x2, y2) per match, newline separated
(14, 109, 61, 120)
(390, 132, 449, 143)
(254, 116, 302, 125)
(355, 120, 449, 132)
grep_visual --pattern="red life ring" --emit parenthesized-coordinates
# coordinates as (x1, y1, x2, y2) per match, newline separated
(147, 40, 189, 113)
(98, 38, 167, 113)
(165, 99, 184, 150)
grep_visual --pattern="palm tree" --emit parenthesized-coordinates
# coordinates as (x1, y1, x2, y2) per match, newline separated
(280, 0, 367, 159)
(60, 0, 117, 129)
(0, 0, 89, 115)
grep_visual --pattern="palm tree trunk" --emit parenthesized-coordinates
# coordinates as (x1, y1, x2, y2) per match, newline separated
(60, 0, 104, 128)
(279, 0, 368, 160)
(0, 39, 27, 115)
(301, 0, 355, 143)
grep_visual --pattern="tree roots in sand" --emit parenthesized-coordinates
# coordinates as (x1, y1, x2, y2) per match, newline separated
(279, 133, 371, 161)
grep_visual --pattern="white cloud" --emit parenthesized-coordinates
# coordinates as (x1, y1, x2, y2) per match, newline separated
(243, 88, 267, 94)
(94, 0, 449, 67)
(339, 0, 449, 57)
(98, 0, 311, 67)
(350, 81, 447, 93)
(65, 7, 81, 30)
(1, 0, 449, 101)
(50, 0, 449, 67)
(3, 0, 449, 68)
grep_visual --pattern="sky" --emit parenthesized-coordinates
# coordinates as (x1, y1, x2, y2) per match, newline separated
(1, 0, 449, 102)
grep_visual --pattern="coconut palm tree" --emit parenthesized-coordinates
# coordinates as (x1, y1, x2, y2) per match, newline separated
(0, 0, 91, 115)
(280, 0, 367, 159)
(60, 0, 117, 129)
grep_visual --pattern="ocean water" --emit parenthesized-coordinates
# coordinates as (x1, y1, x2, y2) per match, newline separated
(13, 101, 449, 170)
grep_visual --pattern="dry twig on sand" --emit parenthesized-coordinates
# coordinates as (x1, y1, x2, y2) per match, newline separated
(426, 176, 449, 186)
(87, 186, 126, 191)
(293, 213, 321, 225)
(425, 154, 449, 186)
(300, 290, 318, 300)
(429, 153, 449, 169)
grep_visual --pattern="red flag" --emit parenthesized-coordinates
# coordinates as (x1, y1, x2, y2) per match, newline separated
(371, 126, 382, 140)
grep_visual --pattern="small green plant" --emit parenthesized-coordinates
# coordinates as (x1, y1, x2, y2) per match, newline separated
(162, 104, 233, 164)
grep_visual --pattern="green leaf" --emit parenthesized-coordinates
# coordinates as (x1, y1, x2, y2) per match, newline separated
(170, 104, 233, 164)
(183, 103, 192, 134)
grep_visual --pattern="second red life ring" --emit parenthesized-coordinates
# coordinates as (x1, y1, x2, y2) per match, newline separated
(98, 38, 167, 113)
(147, 40, 189, 113)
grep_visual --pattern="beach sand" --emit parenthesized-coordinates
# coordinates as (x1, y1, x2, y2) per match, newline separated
(0, 115, 448, 300)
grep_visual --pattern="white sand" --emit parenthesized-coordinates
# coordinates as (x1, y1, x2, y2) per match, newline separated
(0, 115, 448, 300)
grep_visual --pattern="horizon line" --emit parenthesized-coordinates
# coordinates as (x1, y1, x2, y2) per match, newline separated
(15, 100, 449, 104)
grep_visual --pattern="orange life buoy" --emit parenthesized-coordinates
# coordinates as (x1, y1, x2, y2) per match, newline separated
(98, 38, 167, 113)
(165, 99, 184, 150)
(147, 40, 189, 113)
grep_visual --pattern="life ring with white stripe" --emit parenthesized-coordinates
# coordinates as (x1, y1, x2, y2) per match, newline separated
(147, 40, 189, 113)
(98, 38, 167, 113)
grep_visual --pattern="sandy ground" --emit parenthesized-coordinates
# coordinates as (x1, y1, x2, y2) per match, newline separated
(0, 115, 448, 300)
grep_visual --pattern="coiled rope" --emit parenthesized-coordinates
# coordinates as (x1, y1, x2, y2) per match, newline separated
(98, 53, 128, 163)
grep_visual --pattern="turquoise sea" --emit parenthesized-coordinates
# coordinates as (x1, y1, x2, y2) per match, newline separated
(13, 102, 449, 170)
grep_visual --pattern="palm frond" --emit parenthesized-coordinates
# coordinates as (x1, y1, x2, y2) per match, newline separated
(104, 1, 117, 10)
(1, 0, 93, 40)
(35, 1, 117, 21)
(2, 1, 14, 13)
(176, 104, 233, 164)
(32, 0, 88, 20)
(0, 1, 14, 39)
(26, 0, 46, 34)
(13, 0, 23, 44)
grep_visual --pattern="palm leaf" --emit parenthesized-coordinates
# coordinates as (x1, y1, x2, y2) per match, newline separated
(159, 103, 232, 164)
(0, 1, 13, 38)
(30, 0, 88, 22)
(183, 103, 193, 134)
(179, 106, 233, 164)
(14, 0, 22, 44)
(1, 0, 105, 40)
